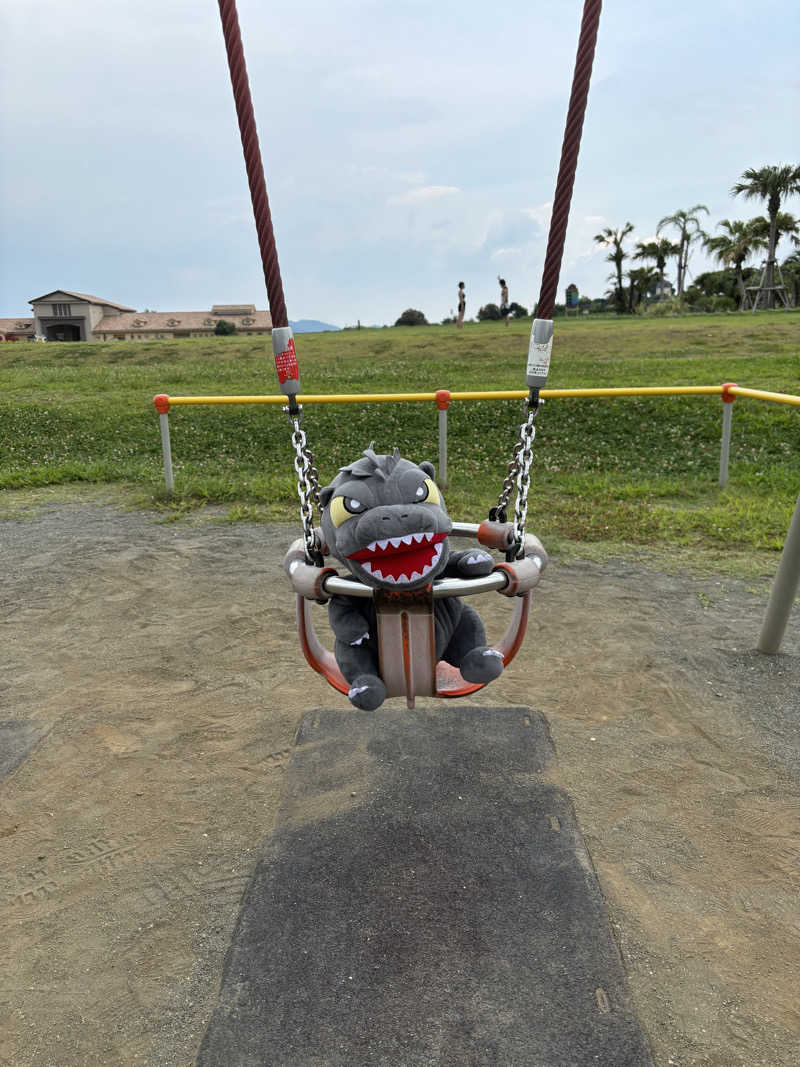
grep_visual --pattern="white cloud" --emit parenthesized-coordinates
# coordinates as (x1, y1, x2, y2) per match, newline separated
(522, 203, 553, 230)
(388, 186, 461, 206)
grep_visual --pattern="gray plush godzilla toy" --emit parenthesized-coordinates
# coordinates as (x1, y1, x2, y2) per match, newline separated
(317, 448, 504, 710)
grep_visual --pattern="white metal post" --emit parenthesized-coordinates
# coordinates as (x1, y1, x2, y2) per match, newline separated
(719, 401, 733, 487)
(438, 409, 448, 489)
(435, 390, 450, 489)
(757, 489, 800, 654)
(159, 412, 174, 492)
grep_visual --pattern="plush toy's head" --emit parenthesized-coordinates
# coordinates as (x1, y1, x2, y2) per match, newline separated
(319, 448, 452, 590)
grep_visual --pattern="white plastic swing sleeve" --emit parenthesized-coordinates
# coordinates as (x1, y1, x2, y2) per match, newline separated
(526, 318, 553, 389)
(283, 538, 338, 601)
(272, 325, 301, 397)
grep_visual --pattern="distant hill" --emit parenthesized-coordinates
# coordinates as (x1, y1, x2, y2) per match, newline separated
(290, 319, 340, 334)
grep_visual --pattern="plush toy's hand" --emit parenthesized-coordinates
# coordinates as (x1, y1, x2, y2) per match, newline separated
(460, 646, 504, 684)
(447, 548, 494, 578)
(347, 673, 387, 710)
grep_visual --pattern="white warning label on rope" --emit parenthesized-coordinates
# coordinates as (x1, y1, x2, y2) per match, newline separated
(526, 318, 553, 386)
(526, 338, 552, 382)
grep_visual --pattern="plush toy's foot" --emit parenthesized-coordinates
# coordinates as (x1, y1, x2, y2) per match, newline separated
(460, 646, 504, 684)
(347, 674, 387, 710)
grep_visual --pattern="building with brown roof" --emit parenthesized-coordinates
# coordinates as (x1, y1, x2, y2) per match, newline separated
(0, 318, 36, 342)
(94, 303, 272, 341)
(1, 291, 273, 342)
(28, 290, 136, 342)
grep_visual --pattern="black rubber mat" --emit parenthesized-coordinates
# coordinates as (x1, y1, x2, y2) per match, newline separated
(0, 721, 46, 781)
(198, 706, 652, 1066)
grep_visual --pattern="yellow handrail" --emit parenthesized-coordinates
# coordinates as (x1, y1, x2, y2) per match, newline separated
(726, 386, 800, 407)
(157, 384, 800, 407)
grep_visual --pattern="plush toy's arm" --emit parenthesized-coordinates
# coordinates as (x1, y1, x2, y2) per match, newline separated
(444, 548, 494, 578)
(328, 595, 373, 647)
(328, 596, 383, 706)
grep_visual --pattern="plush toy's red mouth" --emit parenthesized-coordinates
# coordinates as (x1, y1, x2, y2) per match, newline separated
(348, 531, 447, 584)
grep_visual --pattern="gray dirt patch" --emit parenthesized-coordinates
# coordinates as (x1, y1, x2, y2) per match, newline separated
(0, 722, 48, 781)
(1, 498, 798, 1067)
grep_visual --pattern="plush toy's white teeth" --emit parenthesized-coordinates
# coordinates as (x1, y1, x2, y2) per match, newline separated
(361, 567, 411, 584)
(361, 540, 442, 583)
(367, 531, 435, 553)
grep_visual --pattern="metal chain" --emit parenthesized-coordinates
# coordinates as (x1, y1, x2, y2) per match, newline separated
(512, 417, 536, 555)
(492, 401, 538, 557)
(290, 416, 323, 565)
(493, 438, 525, 522)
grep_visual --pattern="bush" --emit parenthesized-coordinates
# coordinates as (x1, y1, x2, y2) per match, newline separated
(509, 301, 528, 319)
(394, 308, 428, 326)
(477, 303, 501, 321)
(683, 291, 738, 313)
(710, 294, 737, 312)
(645, 297, 682, 317)
(214, 320, 236, 335)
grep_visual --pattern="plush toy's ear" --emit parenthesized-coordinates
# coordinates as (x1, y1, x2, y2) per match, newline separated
(419, 461, 435, 478)
(319, 485, 334, 508)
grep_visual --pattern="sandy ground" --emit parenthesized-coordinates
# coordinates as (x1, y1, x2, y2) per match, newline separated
(1, 495, 799, 1067)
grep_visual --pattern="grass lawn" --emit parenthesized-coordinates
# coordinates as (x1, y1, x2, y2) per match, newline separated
(2, 311, 799, 569)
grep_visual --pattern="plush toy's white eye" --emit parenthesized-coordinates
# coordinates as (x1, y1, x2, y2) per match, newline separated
(329, 495, 366, 527)
(422, 478, 441, 506)
(414, 483, 428, 501)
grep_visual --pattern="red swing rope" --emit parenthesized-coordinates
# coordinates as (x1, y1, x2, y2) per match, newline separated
(217, 0, 289, 330)
(536, 0, 603, 320)
(491, 0, 602, 532)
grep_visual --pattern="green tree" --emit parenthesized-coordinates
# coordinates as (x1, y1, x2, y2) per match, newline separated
(214, 319, 236, 335)
(477, 303, 502, 321)
(749, 211, 800, 252)
(731, 164, 800, 307)
(594, 222, 634, 312)
(627, 266, 659, 311)
(394, 308, 428, 326)
(657, 204, 709, 297)
(633, 237, 680, 297)
(689, 267, 755, 305)
(703, 218, 768, 308)
(782, 251, 800, 307)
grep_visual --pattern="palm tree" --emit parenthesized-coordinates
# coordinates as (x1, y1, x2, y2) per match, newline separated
(749, 211, 800, 251)
(594, 222, 634, 312)
(627, 266, 659, 312)
(633, 237, 680, 298)
(731, 164, 800, 307)
(657, 204, 709, 298)
(782, 251, 800, 307)
(703, 218, 767, 309)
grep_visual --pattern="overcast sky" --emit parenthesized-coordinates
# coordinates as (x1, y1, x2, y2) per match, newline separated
(1, 0, 798, 327)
